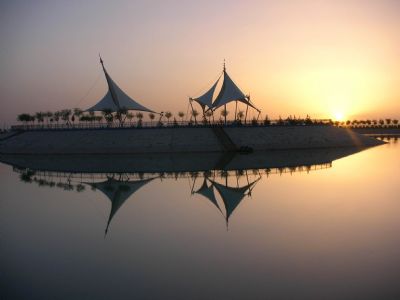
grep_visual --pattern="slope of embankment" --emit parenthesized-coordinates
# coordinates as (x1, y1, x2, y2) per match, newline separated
(0, 125, 384, 154)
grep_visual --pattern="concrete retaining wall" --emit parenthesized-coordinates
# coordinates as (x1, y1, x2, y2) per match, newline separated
(0, 126, 383, 154)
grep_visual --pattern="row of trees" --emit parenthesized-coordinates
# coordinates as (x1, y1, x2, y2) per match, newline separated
(17, 108, 229, 126)
(336, 119, 399, 127)
(17, 108, 155, 127)
(13, 109, 329, 127)
(17, 109, 399, 128)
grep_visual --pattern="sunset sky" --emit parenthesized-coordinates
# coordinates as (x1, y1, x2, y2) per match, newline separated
(1, 0, 399, 126)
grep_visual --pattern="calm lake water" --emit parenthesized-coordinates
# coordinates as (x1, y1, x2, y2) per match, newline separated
(1, 139, 399, 299)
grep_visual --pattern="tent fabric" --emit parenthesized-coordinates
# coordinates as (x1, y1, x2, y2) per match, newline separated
(212, 71, 248, 110)
(212, 181, 249, 220)
(191, 67, 260, 112)
(209, 178, 260, 221)
(86, 177, 154, 234)
(191, 75, 221, 110)
(195, 178, 222, 213)
(86, 66, 155, 113)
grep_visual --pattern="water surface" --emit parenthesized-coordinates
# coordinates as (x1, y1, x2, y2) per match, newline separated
(1, 140, 399, 299)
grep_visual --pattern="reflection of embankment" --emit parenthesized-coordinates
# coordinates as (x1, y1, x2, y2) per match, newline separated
(0, 146, 366, 174)
(3, 146, 368, 234)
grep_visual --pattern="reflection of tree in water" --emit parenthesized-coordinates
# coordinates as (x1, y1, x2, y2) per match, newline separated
(17, 168, 86, 192)
(19, 169, 35, 183)
(377, 135, 398, 143)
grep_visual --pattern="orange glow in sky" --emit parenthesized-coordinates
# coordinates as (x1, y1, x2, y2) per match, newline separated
(1, 0, 399, 125)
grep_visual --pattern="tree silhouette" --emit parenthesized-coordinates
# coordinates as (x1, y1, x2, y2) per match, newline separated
(237, 111, 244, 122)
(191, 109, 199, 124)
(17, 113, 31, 125)
(45, 111, 53, 125)
(60, 109, 71, 125)
(148, 112, 155, 125)
(178, 111, 185, 123)
(102, 108, 113, 125)
(35, 112, 45, 126)
(115, 107, 128, 126)
(73, 108, 83, 125)
(165, 111, 172, 124)
(205, 110, 213, 122)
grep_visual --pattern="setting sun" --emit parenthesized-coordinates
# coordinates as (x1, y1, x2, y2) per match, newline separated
(333, 111, 345, 121)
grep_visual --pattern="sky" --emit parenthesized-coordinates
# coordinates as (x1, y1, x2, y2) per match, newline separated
(1, 0, 399, 126)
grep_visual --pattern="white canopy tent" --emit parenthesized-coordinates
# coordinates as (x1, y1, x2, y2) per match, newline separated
(86, 57, 155, 113)
(190, 63, 260, 123)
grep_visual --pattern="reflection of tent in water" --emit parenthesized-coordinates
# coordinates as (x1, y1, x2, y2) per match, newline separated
(86, 177, 155, 235)
(194, 178, 223, 214)
(193, 174, 260, 226)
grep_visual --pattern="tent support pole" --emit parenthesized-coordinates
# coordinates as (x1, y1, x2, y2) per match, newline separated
(224, 104, 227, 125)
(234, 101, 238, 121)
(189, 99, 196, 124)
(245, 105, 249, 124)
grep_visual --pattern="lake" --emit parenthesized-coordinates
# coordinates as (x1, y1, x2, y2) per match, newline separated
(1, 138, 399, 299)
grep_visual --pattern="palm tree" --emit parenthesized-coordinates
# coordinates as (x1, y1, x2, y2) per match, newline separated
(73, 108, 83, 125)
(17, 113, 30, 124)
(205, 110, 213, 123)
(178, 111, 185, 123)
(88, 111, 95, 125)
(385, 118, 392, 126)
(191, 109, 199, 124)
(220, 109, 229, 124)
(116, 107, 128, 126)
(60, 109, 71, 125)
(135, 112, 143, 119)
(237, 111, 244, 122)
(165, 111, 172, 124)
(95, 115, 103, 125)
(264, 114, 271, 125)
(126, 112, 134, 124)
(79, 114, 88, 125)
(102, 108, 113, 125)
(126, 112, 135, 126)
(393, 119, 399, 126)
(148, 112, 155, 125)
(35, 112, 44, 126)
(45, 111, 53, 125)
(136, 112, 144, 127)
(53, 111, 60, 125)
(28, 115, 36, 126)
(379, 119, 385, 126)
